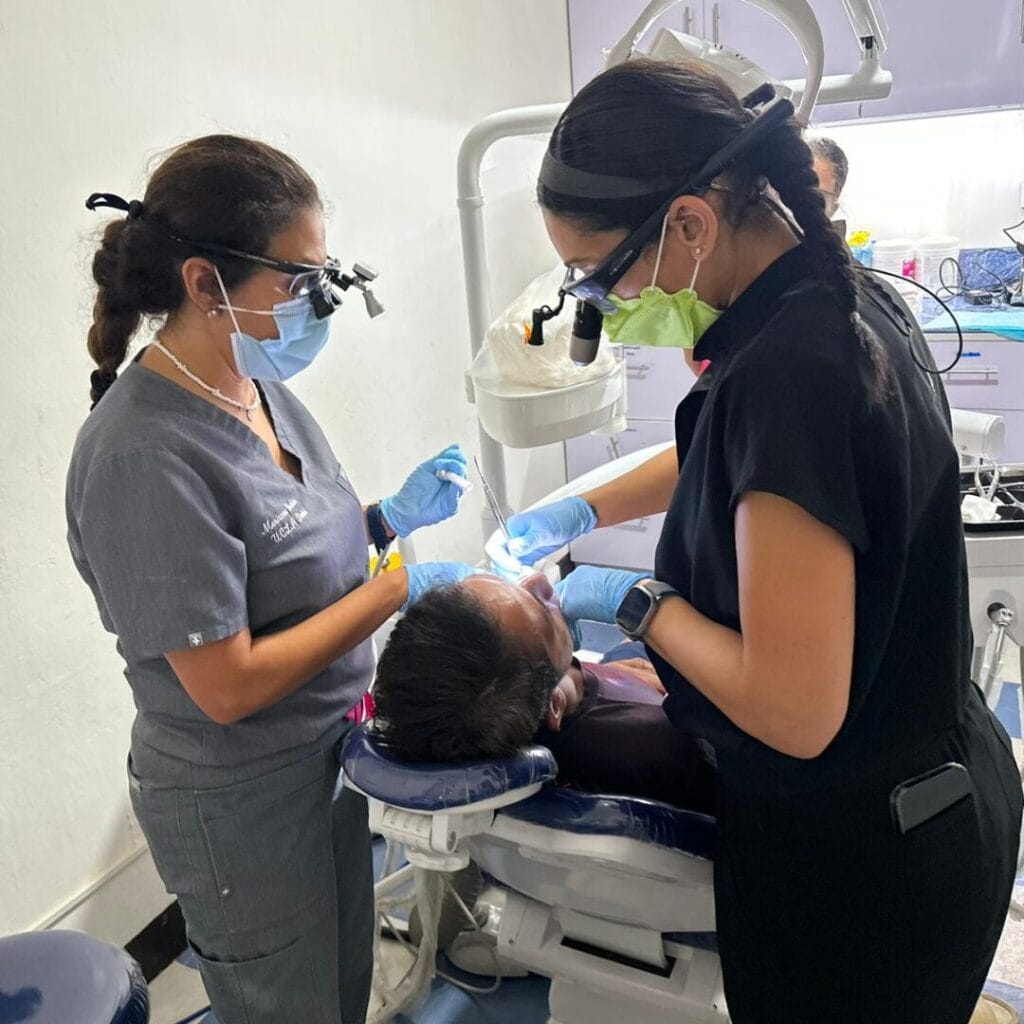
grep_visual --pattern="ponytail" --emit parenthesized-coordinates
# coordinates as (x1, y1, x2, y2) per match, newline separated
(755, 122, 891, 399)
(87, 218, 142, 408)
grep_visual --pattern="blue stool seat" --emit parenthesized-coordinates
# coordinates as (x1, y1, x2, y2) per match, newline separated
(0, 930, 148, 1024)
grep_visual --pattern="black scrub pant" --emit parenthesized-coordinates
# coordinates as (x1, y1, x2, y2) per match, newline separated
(714, 685, 1022, 1024)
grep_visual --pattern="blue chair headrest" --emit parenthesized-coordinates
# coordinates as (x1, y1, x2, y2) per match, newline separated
(340, 724, 558, 812)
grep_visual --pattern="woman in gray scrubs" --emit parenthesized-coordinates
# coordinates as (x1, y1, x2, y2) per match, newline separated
(66, 134, 476, 1024)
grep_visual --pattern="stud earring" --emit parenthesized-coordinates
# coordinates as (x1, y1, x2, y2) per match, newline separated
(206, 308, 219, 319)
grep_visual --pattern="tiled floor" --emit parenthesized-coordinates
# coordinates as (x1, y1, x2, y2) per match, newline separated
(149, 641, 1024, 1024)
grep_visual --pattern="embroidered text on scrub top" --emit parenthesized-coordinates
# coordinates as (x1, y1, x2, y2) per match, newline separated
(261, 499, 310, 543)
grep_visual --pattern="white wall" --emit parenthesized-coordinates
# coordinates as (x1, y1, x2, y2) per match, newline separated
(0, 0, 570, 937)
(818, 108, 1024, 248)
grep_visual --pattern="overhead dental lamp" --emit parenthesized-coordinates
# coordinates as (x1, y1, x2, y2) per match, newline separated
(607, 0, 890, 123)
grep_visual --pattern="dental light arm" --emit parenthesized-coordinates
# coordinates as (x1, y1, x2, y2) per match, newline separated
(608, 0, 820, 120)
(607, 0, 892, 120)
(841, 0, 888, 55)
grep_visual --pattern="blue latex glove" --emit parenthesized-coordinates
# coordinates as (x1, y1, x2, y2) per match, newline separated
(381, 445, 468, 538)
(554, 566, 649, 648)
(488, 497, 598, 577)
(403, 562, 480, 611)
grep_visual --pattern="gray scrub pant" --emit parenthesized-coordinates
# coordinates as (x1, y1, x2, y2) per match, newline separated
(128, 726, 373, 1024)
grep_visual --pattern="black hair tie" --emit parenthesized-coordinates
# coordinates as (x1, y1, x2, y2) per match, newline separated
(90, 367, 118, 400)
(85, 193, 145, 220)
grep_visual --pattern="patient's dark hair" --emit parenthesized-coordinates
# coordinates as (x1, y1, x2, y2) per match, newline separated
(373, 586, 562, 762)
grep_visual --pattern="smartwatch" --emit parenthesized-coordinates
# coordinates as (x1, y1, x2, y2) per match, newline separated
(615, 579, 680, 640)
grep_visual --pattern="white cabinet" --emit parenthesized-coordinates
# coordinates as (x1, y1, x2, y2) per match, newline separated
(929, 335, 1024, 463)
(567, 422, 675, 571)
(621, 345, 696, 420)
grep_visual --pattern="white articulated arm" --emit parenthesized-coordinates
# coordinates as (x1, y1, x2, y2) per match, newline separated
(604, 0, 893, 118)
(605, 0, 823, 119)
(841, 0, 889, 55)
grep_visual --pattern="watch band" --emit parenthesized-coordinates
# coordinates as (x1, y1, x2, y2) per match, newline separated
(366, 502, 390, 554)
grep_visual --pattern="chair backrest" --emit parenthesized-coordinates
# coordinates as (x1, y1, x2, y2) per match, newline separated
(339, 724, 558, 813)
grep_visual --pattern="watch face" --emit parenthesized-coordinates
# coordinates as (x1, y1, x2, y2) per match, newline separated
(616, 586, 651, 635)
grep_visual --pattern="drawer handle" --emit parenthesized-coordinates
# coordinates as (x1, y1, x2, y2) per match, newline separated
(942, 366, 999, 383)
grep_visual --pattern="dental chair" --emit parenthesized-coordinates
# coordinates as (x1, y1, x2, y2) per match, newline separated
(341, 727, 728, 1024)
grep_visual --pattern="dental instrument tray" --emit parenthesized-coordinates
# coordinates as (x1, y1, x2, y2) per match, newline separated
(961, 465, 1024, 533)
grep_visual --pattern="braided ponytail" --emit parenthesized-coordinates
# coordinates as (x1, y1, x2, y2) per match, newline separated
(753, 121, 890, 399)
(87, 219, 143, 408)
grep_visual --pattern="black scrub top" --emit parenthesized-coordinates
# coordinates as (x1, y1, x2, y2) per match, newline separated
(651, 244, 969, 796)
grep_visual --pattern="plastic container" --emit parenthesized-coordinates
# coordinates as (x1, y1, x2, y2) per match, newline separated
(872, 238, 916, 280)
(470, 351, 627, 449)
(892, 277, 924, 319)
(847, 230, 874, 267)
(916, 235, 960, 292)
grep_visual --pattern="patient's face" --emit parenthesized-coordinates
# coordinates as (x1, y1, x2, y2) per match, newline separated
(462, 573, 574, 677)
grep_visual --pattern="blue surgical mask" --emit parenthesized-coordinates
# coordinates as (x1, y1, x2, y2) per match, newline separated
(214, 266, 331, 381)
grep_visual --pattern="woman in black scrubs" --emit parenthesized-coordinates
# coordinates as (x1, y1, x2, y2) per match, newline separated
(501, 60, 1023, 1022)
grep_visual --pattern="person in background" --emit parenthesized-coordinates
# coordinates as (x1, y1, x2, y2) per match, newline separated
(67, 135, 477, 1024)
(809, 135, 849, 221)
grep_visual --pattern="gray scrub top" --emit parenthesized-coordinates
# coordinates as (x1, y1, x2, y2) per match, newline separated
(66, 357, 374, 778)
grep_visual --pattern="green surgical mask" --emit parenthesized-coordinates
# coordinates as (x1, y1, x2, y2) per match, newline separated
(602, 217, 722, 349)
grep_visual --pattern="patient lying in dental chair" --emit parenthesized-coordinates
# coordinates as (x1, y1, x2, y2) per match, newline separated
(372, 572, 714, 812)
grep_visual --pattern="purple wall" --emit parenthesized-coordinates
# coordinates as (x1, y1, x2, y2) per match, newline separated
(569, 0, 1024, 122)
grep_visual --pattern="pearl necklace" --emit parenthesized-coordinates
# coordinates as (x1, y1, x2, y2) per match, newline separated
(152, 341, 260, 421)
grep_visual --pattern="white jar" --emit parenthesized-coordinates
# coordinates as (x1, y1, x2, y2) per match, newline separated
(872, 238, 917, 280)
(916, 236, 960, 291)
